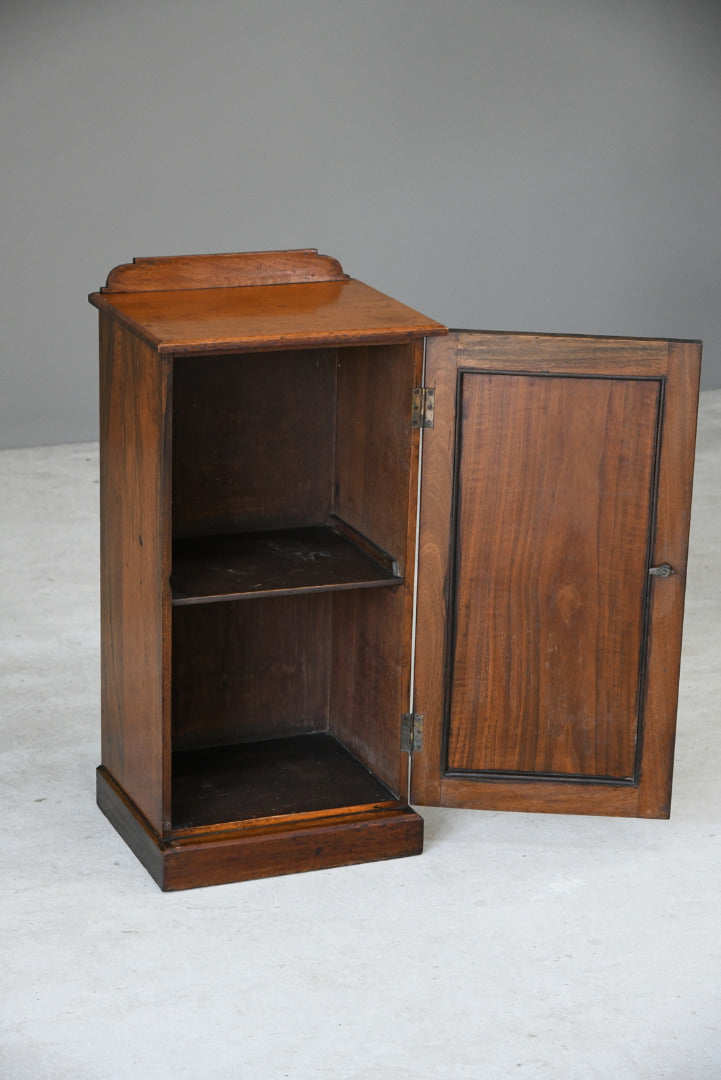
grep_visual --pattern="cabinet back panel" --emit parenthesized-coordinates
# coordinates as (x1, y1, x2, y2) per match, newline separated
(99, 317, 171, 832)
(172, 594, 332, 750)
(172, 350, 336, 536)
(446, 372, 661, 780)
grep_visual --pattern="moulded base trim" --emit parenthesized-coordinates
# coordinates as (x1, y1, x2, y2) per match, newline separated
(96, 767, 424, 891)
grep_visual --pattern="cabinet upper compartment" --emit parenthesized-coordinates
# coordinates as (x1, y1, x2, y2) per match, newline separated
(89, 248, 447, 354)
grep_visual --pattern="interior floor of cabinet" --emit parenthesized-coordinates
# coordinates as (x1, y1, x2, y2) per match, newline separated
(171, 731, 399, 830)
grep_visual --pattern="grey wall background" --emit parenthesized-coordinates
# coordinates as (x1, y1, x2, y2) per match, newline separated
(2, 0, 720, 449)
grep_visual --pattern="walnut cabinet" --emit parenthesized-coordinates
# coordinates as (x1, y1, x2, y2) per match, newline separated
(89, 249, 701, 890)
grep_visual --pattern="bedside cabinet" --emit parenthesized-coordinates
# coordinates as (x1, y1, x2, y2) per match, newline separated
(89, 249, 700, 890)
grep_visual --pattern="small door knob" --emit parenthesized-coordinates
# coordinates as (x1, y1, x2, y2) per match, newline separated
(649, 564, 674, 578)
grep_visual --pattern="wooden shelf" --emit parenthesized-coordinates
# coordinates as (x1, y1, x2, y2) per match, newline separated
(170, 523, 401, 605)
(171, 732, 399, 831)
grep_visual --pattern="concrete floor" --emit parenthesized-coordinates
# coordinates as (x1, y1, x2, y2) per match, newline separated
(1, 390, 720, 1080)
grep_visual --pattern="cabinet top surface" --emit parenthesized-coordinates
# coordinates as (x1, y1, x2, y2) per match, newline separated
(89, 278, 447, 353)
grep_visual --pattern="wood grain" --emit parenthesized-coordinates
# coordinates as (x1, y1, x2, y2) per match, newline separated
(172, 349, 336, 537)
(452, 330, 681, 375)
(171, 733, 397, 830)
(170, 525, 401, 604)
(446, 372, 660, 779)
(330, 342, 424, 797)
(171, 594, 332, 751)
(93, 252, 433, 887)
(93, 244, 700, 891)
(407, 336, 458, 806)
(334, 342, 422, 564)
(412, 330, 701, 818)
(100, 249, 349, 292)
(99, 315, 171, 833)
(636, 338, 701, 816)
(161, 808, 423, 891)
(97, 767, 423, 891)
(330, 588, 410, 798)
(89, 278, 447, 354)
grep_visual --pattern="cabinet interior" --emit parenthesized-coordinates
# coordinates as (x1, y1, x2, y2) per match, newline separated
(169, 343, 419, 832)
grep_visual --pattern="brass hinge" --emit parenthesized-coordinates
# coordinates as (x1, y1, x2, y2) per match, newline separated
(401, 713, 424, 753)
(411, 387, 435, 429)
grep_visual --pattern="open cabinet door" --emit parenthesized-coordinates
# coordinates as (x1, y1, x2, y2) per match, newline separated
(411, 331, 700, 818)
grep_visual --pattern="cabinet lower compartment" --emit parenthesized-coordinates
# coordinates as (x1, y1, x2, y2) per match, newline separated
(171, 731, 401, 831)
(97, 766, 423, 891)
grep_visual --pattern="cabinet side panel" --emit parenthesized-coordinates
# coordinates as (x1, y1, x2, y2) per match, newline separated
(330, 589, 409, 796)
(99, 315, 170, 832)
(330, 343, 422, 795)
(334, 343, 421, 561)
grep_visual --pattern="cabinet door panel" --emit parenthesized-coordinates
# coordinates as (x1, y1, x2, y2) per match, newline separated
(448, 371, 659, 780)
(412, 332, 700, 817)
